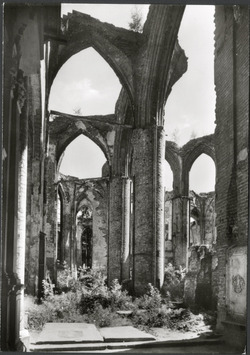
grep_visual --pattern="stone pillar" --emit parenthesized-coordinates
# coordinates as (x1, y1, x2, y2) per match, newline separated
(16, 90, 28, 335)
(76, 223, 83, 268)
(26, 74, 44, 295)
(59, 198, 72, 266)
(108, 176, 123, 283)
(172, 195, 189, 269)
(44, 143, 58, 284)
(5, 83, 21, 352)
(131, 127, 165, 294)
(37, 232, 46, 299)
(182, 196, 190, 270)
(72, 205, 78, 277)
(172, 197, 183, 267)
(121, 177, 131, 281)
(155, 127, 165, 289)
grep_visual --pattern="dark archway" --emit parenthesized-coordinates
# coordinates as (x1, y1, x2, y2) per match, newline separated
(77, 206, 93, 268)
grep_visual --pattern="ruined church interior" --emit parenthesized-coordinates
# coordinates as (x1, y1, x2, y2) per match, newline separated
(1, 3, 249, 352)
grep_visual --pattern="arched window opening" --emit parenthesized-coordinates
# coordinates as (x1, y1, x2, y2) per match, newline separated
(189, 154, 216, 247)
(59, 135, 106, 179)
(189, 154, 215, 193)
(164, 6, 215, 146)
(49, 47, 121, 116)
(76, 206, 93, 269)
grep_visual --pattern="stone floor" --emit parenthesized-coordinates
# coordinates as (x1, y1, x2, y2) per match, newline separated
(31, 324, 156, 352)
(36, 323, 104, 344)
(28, 323, 239, 353)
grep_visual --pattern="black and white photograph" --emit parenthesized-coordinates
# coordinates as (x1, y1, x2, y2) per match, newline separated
(1, 2, 249, 353)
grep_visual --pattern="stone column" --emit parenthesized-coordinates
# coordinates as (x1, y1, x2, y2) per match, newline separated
(121, 176, 131, 282)
(37, 232, 46, 299)
(6, 80, 21, 351)
(108, 176, 123, 283)
(62, 201, 72, 266)
(172, 196, 188, 268)
(16, 87, 28, 335)
(70, 202, 76, 273)
(155, 127, 165, 288)
(44, 143, 58, 284)
(131, 127, 165, 294)
(26, 74, 44, 295)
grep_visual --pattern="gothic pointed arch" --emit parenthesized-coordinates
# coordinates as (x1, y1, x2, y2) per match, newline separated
(49, 112, 114, 167)
(182, 134, 215, 173)
(48, 11, 138, 105)
(181, 134, 215, 193)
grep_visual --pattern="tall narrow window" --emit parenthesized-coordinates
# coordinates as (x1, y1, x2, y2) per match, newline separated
(189, 154, 216, 246)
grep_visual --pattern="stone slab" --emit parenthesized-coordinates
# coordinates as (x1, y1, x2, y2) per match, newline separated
(36, 323, 104, 344)
(99, 326, 156, 342)
(30, 340, 153, 352)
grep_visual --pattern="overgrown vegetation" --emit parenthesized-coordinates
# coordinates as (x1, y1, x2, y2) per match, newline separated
(25, 264, 213, 334)
(162, 263, 185, 302)
(128, 6, 143, 33)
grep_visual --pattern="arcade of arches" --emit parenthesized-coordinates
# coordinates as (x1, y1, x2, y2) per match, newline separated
(2, 4, 249, 351)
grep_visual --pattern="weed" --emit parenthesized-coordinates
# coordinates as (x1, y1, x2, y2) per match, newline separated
(162, 263, 185, 301)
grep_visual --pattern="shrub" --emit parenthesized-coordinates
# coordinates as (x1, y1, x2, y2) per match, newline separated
(42, 279, 55, 299)
(135, 284, 162, 310)
(56, 261, 83, 294)
(131, 284, 172, 329)
(78, 294, 110, 314)
(109, 279, 134, 311)
(162, 263, 185, 301)
(26, 291, 85, 330)
(26, 267, 207, 334)
(132, 304, 172, 329)
(86, 304, 124, 328)
(77, 268, 134, 314)
(26, 302, 51, 330)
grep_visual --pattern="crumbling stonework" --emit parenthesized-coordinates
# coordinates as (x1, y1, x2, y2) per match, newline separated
(1, 4, 248, 352)
(164, 190, 216, 263)
(163, 140, 218, 314)
(184, 246, 216, 310)
(164, 135, 215, 267)
(57, 174, 108, 273)
(214, 6, 248, 346)
(189, 191, 216, 247)
(2, 4, 61, 350)
(43, 6, 188, 296)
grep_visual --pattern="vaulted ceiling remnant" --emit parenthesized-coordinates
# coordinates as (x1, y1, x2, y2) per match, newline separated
(49, 111, 119, 164)
(48, 5, 187, 128)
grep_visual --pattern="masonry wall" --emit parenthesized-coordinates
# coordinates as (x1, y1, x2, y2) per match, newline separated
(1, 4, 61, 350)
(58, 176, 109, 274)
(189, 191, 216, 247)
(214, 5, 248, 335)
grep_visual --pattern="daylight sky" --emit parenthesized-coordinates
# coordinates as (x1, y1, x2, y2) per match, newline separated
(50, 4, 216, 193)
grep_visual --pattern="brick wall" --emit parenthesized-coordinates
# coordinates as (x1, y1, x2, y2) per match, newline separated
(214, 5, 249, 328)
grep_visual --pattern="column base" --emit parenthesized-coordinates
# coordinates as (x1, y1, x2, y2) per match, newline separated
(20, 329, 30, 352)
